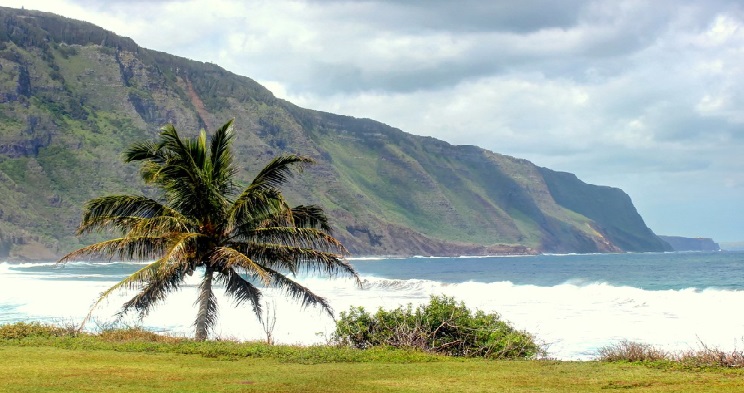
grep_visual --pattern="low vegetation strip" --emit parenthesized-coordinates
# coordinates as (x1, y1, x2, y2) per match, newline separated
(3, 321, 744, 392)
(597, 339, 744, 369)
(0, 322, 441, 364)
(2, 345, 744, 393)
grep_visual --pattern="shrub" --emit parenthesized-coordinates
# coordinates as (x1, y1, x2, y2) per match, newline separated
(0, 322, 76, 340)
(333, 295, 542, 359)
(596, 340, 668, 362)
(597, 339, 744, 368)
(96, 327, 184, 343)
(677, 343, 744, 368)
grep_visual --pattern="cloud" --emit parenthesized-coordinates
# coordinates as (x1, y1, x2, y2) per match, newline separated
(319, 0, 586, 34)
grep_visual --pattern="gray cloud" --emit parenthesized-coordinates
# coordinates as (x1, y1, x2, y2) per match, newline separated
(308, 0, 587, 33)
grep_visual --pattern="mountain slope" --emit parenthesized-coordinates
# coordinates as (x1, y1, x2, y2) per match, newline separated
(658, 236, 720, 252)
(0, 6, 671, 259)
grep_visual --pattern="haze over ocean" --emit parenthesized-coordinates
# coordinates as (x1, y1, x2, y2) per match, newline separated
(2, 252, 743, 360)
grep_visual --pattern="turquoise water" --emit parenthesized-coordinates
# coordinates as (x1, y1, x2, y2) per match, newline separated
(1, 251, 743, 359)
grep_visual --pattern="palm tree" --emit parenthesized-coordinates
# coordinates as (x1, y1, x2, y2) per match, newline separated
(59, 119, 359, 340)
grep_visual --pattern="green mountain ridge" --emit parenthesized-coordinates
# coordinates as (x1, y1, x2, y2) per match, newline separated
(0, 6, 671, 260)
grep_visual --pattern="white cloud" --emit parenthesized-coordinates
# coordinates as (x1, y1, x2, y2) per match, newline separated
(704, 14, 740, 45)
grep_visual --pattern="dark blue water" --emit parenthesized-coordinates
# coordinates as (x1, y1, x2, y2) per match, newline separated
(12, 262, 146, 282)
(8, 252, 744, 291)
(351, 252, 744, 290)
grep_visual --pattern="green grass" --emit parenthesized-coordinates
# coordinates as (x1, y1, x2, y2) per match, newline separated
(1, 324, 743, 392)
(2, 345, 744, 393)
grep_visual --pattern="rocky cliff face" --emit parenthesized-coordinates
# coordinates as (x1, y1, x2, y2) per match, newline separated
(0, 6, 671, 259)
(538, 168, 671, 252)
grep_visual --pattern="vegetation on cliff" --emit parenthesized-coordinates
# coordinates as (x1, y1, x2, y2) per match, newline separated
(0, 6, 670, 259)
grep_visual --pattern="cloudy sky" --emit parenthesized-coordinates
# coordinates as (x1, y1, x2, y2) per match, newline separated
(3, 0, 743, 243)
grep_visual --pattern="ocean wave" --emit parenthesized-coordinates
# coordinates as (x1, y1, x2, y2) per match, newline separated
(457, 254, 535, 259)
(57, 260, 153, 267)
(0, 261, 58, 270)
(3, 268, 744, 360)
(540, 252, 608, 257)
(360, 277, 441, 292)
(353, 274, 742, 294)
(0, 261, 152, 270)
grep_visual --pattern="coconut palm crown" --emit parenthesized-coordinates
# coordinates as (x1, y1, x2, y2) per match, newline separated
(59, 119, 359, 340)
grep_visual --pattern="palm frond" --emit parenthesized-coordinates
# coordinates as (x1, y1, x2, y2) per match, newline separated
(150, 125, 204, 188)
(77, 195, 185, 235)
(124, 138, 170, 184)
(108, 235, 196, 321)
(119, 266, 187, 319)
(215, 268, 262, 320)
(78, 257, 175, 329)
(289, 205, 332, 233)
(71, 231, 199, 327)
(263, 266, 333, 317)
(210, 247, 271, 285)
(248, 154, 314, 192)
(209, 119, 236, 193)
(140, 128, 224, 221)
(138, 160, 165, 184)
(123, 140, 161, 163)
(227, 187, 288, 231)
(195, 129, 208, 169)
(158, 124, 191, 158)
(67, 237, 196, 329)
(125, 216, 194, 238)
(231, 243, 359, 285)
(176, 128, 208, 175)
(58, 232, 200, 263)
(246, 227, 348, 253)
(58, 237, 168, 263)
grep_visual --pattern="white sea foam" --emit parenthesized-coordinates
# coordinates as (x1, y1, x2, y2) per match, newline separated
(2, 264, 743, 360)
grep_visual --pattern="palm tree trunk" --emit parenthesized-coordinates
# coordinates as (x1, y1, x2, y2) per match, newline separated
(195, 266, 215, 341)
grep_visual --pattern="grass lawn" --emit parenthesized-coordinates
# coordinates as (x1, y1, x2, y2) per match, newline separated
(2, 345, 743, 393)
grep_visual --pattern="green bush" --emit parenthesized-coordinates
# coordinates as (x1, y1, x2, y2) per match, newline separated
(333, 295, 542, 359)
(96, 326, 184, 343)
(0, 322, 76, 339)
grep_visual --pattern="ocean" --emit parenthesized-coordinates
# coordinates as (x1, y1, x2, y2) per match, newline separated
(1, 251, 743, 360)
